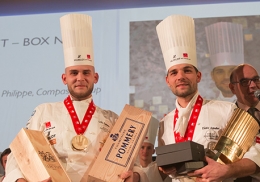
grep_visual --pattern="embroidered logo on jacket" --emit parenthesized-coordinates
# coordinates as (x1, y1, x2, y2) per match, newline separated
(204, 129, 218, 141)
(45, 121, 51, 128)
(44, 121, 56, 145)
(47, 131, 56, 145)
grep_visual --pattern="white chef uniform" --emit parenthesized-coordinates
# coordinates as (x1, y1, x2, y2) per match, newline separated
(4, 14, 119, 182)
(156, 15, 260, 182)
(5, 98, 118, 182)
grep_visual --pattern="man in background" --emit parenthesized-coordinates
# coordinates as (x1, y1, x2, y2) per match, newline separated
(0, 148, 11, 182)
(205, 22, 244, 102)
(229, 63, 260, 182)
(135, 118, 171, 182)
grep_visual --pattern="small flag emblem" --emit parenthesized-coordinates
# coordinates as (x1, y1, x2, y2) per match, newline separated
(45, 121, 51, 128)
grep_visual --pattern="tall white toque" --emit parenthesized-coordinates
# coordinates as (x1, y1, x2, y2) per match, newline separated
(143, 117, 159, 145)
(60, 14, 94, 68)
(156, 15, 197, 71)
(205, 22, 244, 68)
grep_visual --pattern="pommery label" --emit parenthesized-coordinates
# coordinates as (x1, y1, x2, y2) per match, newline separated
(105, 118, 145, 167)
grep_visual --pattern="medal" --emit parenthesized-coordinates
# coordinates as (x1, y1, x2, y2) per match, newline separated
(71, 135, 89, 151)
(64, 95, 96, 151)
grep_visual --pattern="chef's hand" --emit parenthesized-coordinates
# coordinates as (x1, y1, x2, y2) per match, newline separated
(120, 171, 140, 182)
(159, 166, 177, 178)
(40, 177, 52, 182)
(16, 179, 27, 182)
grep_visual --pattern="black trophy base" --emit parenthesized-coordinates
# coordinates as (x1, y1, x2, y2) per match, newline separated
(160, 161, 206, 175)
(176, 161, 207, 175)
(156, 141, 207, 175)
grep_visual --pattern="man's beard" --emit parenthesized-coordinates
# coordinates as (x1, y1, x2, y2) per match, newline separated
(173, 85, 196, 98)
(68, 85, 94, 100)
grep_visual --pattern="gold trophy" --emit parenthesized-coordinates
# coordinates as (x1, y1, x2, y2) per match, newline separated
(207, 108, 259, 164)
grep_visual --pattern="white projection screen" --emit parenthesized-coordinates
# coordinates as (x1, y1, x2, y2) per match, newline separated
(0, 2, 260, 152)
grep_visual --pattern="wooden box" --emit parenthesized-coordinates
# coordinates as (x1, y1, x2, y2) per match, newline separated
(155, 141, 206, 174)
(10, 128, 71, 182)
(88, 104, 153, 182)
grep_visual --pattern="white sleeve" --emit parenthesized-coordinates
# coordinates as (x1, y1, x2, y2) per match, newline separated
(243, 133, 260, 168)
(26, 105, 44, 130)
(243, 133, 260, 181)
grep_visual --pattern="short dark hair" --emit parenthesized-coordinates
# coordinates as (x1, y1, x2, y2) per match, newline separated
(193, 66, 199, 73)
(1, 148, 11, 167)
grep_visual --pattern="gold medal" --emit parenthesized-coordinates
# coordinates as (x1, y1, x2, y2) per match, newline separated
(64, 96, 96, 152)
(71, 135, 89, 151)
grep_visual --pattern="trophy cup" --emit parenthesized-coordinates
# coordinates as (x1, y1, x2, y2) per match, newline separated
(207, 108, 259, 164)
(155, 108, 259, 177)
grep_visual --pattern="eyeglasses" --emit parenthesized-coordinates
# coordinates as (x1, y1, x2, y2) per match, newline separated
(231, 76, 260, 87)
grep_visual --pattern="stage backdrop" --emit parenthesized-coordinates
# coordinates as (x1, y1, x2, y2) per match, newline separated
(0, 2, 260, 151)
(130, 15, 260, 120)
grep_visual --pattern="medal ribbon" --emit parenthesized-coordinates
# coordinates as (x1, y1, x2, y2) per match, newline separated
(173, 95, 203, 143)
(64, 95, 96, 135)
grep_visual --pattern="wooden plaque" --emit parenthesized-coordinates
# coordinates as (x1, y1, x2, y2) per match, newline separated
(88, 104, 153, 182)
(10, 128, 71, 182)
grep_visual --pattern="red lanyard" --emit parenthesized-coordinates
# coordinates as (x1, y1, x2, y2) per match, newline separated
(64, 95, 96, 135)
(173, 95, 203, 143)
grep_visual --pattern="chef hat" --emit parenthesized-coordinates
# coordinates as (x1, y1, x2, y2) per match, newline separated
(60, 14, 94, 68)
(144, 117, 159, 145)
(205, 22, 244, 68)
(156, 15, 197, 71)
